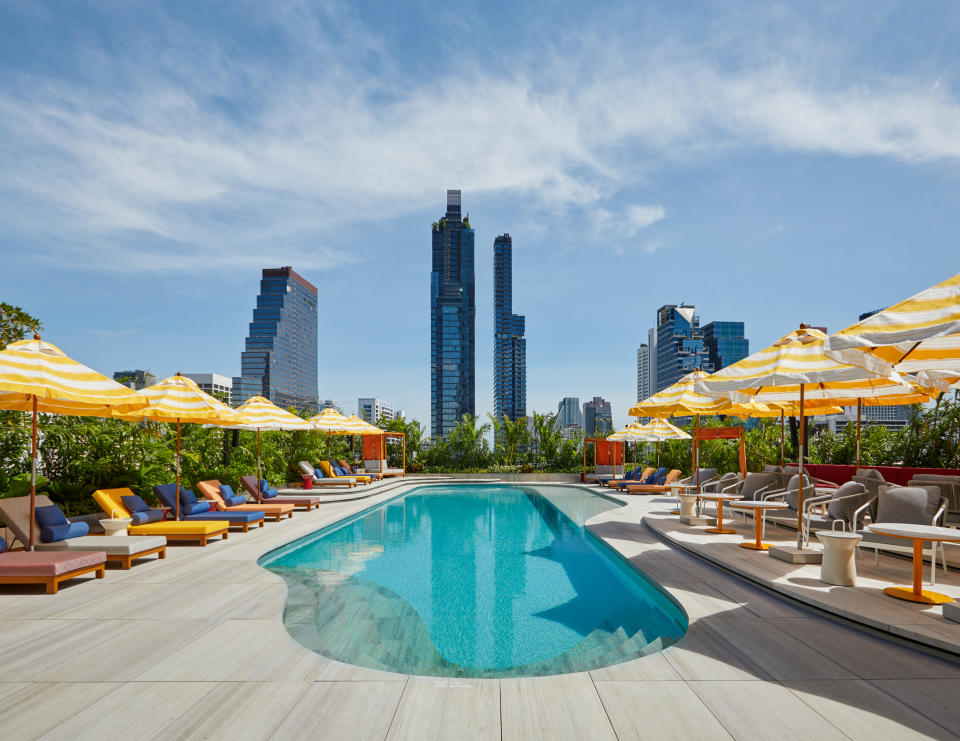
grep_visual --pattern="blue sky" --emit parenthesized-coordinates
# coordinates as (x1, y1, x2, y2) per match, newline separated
(1, 1, 958, 430)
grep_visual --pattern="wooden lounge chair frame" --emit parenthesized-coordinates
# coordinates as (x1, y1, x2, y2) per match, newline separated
(0, 561, 105, 594)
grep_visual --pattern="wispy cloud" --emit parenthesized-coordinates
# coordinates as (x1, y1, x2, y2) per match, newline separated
(0, 3, 958, 272)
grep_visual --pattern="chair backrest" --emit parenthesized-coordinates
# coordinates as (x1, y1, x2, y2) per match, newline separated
(763, 464, 783, 474)
(825, 481, 870, 526)
(782, 474, 813, 510)
(94, 488, 136, 519)
(297, 461, 315, 478)
(0, 494, 57, 547)
(875, 485, 944, 525)
(239, 475, 262, 501)
(739, 472, 776, 501)
(663, 470, 682, 486)
(317, 460, 338, 478)
(196, 480, 226, 505)
(907, 476, 960, 513)
(153, 484, 180, 510)
(639, 467, 655, 481)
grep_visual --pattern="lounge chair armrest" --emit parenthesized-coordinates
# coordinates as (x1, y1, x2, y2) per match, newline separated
(802, 493, 834, 511)
(852, 496, 877, 524)
(765, 491, 786, 502)
(720, 481, 739, 495)
(933, 499, 948, 526)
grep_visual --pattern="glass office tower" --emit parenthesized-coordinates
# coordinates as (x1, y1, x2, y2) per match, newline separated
(655, 304, 711, 392)
(233, 266, 318, 412)
(493, 233, 526, 426)
(430, 190, 476, 439)
(702, 321, 749, 372)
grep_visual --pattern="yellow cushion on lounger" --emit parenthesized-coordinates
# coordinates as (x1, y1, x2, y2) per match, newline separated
(94, 488, 229, 535)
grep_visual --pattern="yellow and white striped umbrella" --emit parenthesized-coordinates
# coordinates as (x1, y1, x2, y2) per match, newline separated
(0, 337, 148, 416)
(309, 407, 380, 434)
(346, 414, 385, 435)
(693, 326, 928, 407)
(636, 418, 692, 441)
(824, 272, 960, 392)
(629, 370, 777, 418)
(227, 396, 312, 431)
(0, 336, 149, 548)
(695, 325, 929, 549)
(609, 422, 649, 442)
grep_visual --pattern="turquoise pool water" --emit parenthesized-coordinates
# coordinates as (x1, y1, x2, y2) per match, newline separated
(260, 484, 688, 677)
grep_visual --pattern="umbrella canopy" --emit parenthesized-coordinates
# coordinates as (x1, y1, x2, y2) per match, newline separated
(609, 422, 649, 442)
(346, 414, 384, 434)
(308, 407, 378, 434)
(629, 370, 778, 418)
(0, 336, 149, 548)
(695, 325, 930, 549)
(223, 395, 312, 481)
(118, 374, 240, 519)
(824, 272, 960, 392)
(636, 418, 692, 441)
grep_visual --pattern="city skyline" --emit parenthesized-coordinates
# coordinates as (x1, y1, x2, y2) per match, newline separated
(2, 3, 958, 432)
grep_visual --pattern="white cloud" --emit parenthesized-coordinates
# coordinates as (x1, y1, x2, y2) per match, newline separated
(0, 7, 958, 272)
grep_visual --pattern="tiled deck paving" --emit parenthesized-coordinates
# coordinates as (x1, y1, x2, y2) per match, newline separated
(0, 479, 958, 740)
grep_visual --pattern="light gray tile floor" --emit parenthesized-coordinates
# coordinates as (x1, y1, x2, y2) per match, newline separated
(1, 480, 959, 740)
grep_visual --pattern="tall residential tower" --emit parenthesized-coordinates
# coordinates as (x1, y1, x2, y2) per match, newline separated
(430, 190, 476, 439)
(233, 266, 318, 411)
(493, 233, 526, 426)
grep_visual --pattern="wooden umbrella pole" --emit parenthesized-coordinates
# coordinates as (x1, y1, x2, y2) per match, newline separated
(780, 411, 785, 467)
(257, 428, 262, 482)
(796, 386, 805, 549)
(175, 419, 181, 521)
(29, 394, 38, 550)
(856, 398, 862, 468)
(694, 415, 700, 491)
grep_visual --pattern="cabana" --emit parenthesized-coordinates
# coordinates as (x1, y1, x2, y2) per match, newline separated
(582, 438, 624, 483)
(362, 431, 406, 477)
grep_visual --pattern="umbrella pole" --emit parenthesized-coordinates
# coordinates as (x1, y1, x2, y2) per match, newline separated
(694, 414, 700, 491)
(856, 399, 862, 467)
(656, 439, 661, 468)
(29, 395, 38, 550)
(175, 419, 181, 521)
(257, 428, 262, 482)
(796, 386, 805, 549)
(780, 411, 785, 467)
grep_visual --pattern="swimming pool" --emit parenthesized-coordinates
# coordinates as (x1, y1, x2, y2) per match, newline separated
(260, 484, 687, 677)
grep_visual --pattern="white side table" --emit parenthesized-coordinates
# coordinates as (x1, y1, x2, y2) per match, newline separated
(815, 531, 862, 586)
(100, 518, 132, 536)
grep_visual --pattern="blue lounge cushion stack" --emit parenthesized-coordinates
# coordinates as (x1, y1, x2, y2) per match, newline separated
(35, 504, 89, 543)
(121, 494, 164, 525)
(314, 468, 325, 479)
(219, 484, 246, 507)
(260, 479, 278, 499)
(179, 488, 211, 515)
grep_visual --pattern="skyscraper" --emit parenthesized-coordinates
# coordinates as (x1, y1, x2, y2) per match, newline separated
(112, 369, 156, 390)
(637, 344, 651, 402)
(655, 304, 711, 392)
(583, 396, 612, 436)
(702, 321, 749, 372)
(233, 266, 318, 411)
(430, 190, 476, 439)
(556, 397, 583, 438)
(493, 233, 526, 426)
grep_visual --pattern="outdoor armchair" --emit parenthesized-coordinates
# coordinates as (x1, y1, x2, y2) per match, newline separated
(703, 472, 740, 494)
(906, 474, 960, 525)
(762, 474, 836, 543)
(855, 484, 949, 583)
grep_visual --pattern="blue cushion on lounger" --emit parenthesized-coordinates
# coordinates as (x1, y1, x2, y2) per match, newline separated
(259, 479, 279, 498)
(41, 520, 89, 543)
(641, 473, 656, 485)
(0, 536, 6, 553)
(35, 504, 68, 530)
(153, 484, 180, 510)
(314, 468, 325, 479)
(334, 465, 349, 476)
(182, 500, 211, 516)
(219, 484, 246, 506)
(121, 494, 150, 513)
(130, 510, 164, 525)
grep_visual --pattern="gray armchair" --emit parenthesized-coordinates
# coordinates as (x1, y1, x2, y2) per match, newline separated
(762, 474, 837, 543)
(701, 471, 739, 494)
(906, 474, 960, 525)
(855, 484, 949, 583)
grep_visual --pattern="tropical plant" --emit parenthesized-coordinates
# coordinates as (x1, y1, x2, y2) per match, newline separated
(0, 303, 42, 347)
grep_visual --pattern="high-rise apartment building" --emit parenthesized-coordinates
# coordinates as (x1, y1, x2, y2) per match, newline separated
(556, 397, 583, 438)
(702, 321, 749, 373)
(647, 328, 658, 395)
(233, 266, 318, 412)
(583, 396, 612, 436)
(182, 373, 232, 402)
(637, 344, 651, 402)
(358, 397, 395, 424)
(493, 233, 526, 425)
(655, 304, 711, 392)
(112, 369, 156, 390)
(430, 190, 476, 439)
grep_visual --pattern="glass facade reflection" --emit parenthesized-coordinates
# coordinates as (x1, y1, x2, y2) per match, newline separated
(233, 266, 318, 412)
(702, 321, 749, 373)
(655, 304, 712, 392)
(431, 190, 476, 439)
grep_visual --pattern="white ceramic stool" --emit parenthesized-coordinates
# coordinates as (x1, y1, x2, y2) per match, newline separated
(815, 531, 862, 586)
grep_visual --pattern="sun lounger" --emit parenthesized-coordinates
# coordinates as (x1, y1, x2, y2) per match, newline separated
(296, 461, 357, 488)
(241, 475, 322, 511)
(585, 464, 623, 484)
(598, 466, 645, 488)
(94, 488, 230, 546)
(196, 480, 294, 521)
(339, 460, 383, 480)
(615, 467, 664, 491)
(0, 495, 166, 569)
(625, 469, 682, 494)
(154, 485, 265, 532)
(0, 548, 107, 594)
(318, 460, 372, 484)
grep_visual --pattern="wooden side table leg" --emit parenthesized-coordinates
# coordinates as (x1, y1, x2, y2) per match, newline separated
(913, 538, 923, 598)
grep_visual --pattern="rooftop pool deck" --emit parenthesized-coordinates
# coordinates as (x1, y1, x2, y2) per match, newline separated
(1, 477, 959, 739)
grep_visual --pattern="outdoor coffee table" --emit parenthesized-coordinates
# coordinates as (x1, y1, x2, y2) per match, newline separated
(815, 531, 862, 586)
(727, 500, 788, 550)
(865, 523, 960, 604)
(698, 494, 742, 535)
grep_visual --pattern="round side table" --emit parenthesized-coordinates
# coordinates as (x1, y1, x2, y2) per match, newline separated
(815, 531, 862, 586)
(100, 518, 132, 536)
(727, 500, 788, 550)
(699, 494, 742, 535)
